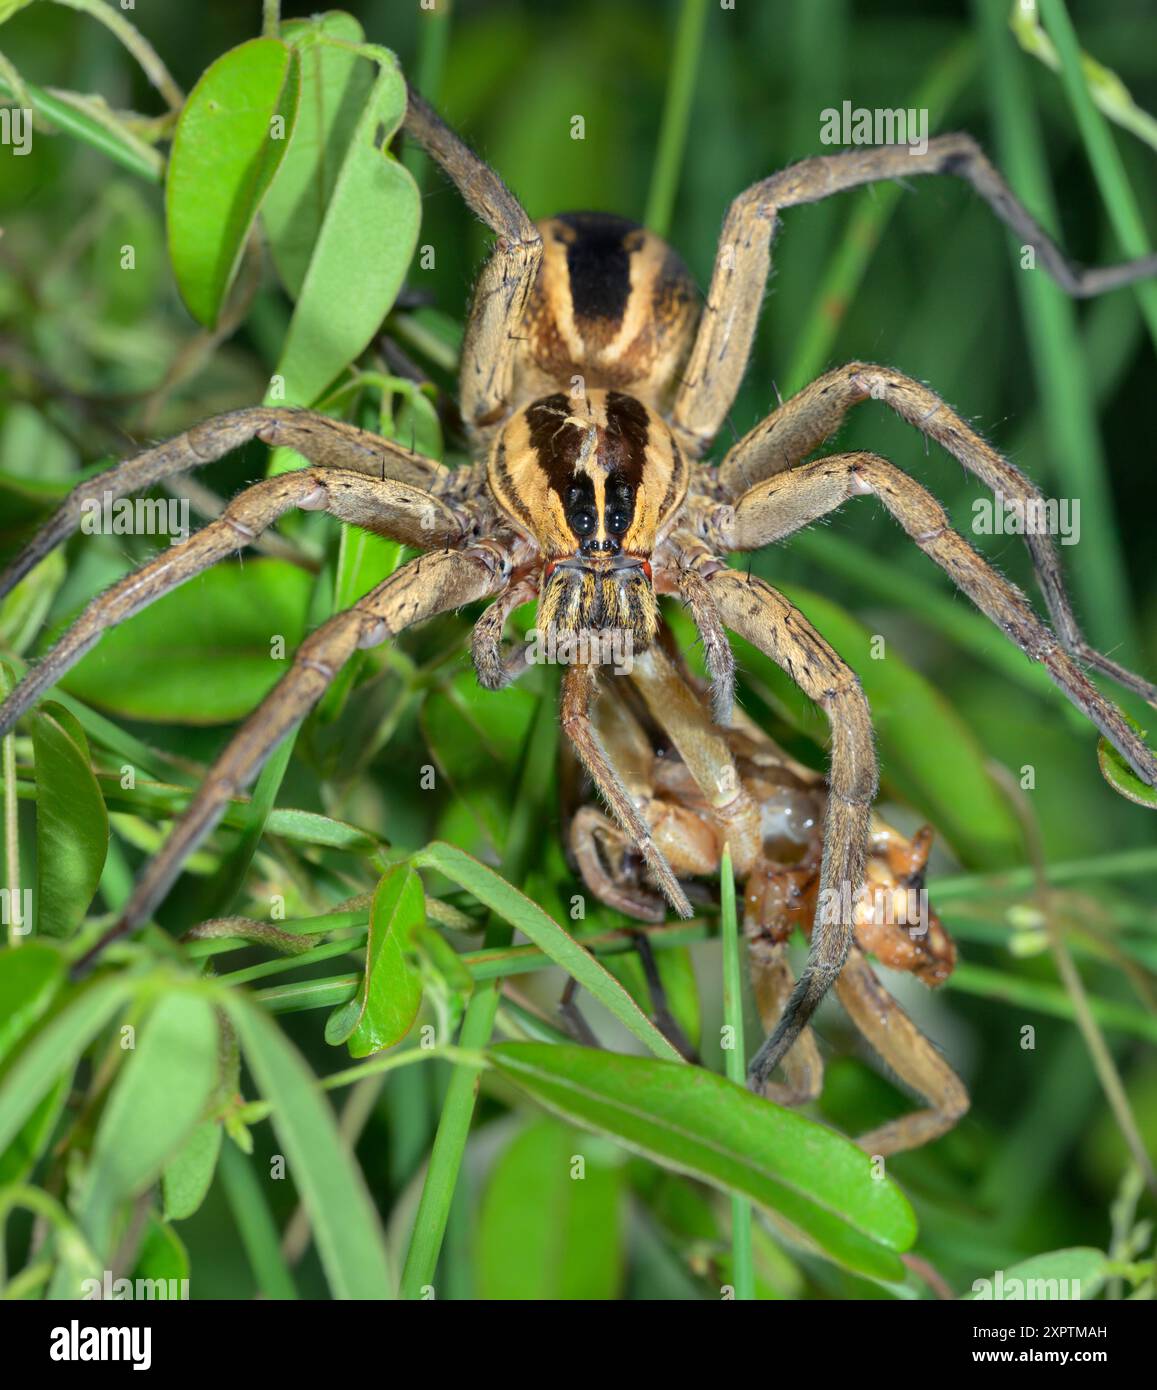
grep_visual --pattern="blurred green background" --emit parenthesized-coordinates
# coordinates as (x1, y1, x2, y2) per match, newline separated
(1, 0, 1154, 1300)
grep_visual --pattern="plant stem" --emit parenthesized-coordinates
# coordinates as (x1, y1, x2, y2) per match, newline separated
(644, 0, 709, 237)
(719, 847, 753, 1300)
(1039, 0, 1157, 352)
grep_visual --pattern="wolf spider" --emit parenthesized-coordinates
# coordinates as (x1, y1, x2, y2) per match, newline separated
(2, 86, 1156, 1089)
(563, 631, 966, 1154)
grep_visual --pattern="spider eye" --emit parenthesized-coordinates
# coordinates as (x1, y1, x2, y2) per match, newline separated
(606, 508, 630, 535)
(571, 509, 597, 537)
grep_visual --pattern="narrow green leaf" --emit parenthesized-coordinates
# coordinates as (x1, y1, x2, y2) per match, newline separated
(166, 38, 300, 326)
(224, 993, 394, 1298)
(414, 842, 684, 1062)
(325, 863, 424, 1056)
(31, 704, 108, 938)
(489, 1042, 917, 1281)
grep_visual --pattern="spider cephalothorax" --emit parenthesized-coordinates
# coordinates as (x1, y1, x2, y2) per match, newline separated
(489, 385, 687, 647)
(3, 82, 1157, 1100)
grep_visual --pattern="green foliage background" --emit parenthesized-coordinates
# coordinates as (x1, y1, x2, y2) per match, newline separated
(0, 0, 1154, 1301)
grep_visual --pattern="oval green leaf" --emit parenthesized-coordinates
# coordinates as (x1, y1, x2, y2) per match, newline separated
(325, 862, 424, 1056)
(74, 991, 219, 1263)
(1097, 715, 1157, 808)
(261, 12, 375, 298)
(167, 38, 301, 327)
(488, 1041, 917, 1281)
(268, 49, 419, 411)
(32, 703, 108, 938)
(476, 1119, 626, 1299)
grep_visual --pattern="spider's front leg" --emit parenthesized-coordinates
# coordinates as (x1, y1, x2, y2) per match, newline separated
(403, 86, 543, 447)
(686, 567, 879, 1086)
(0, 405, 448, 601)
(716, 362, 1157, 708)
(560, 663, 694, 920)
(673, 133, 1157, 457)
(72, 546, 507, 971)
(712, 451, 1157, 789)
(0, 459, 468, 737)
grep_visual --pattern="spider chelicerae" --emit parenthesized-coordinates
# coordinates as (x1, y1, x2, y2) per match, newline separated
(2, 85, 1156, 1091)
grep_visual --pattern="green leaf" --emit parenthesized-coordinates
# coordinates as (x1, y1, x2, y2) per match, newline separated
(74, 991, 219, 1262)
(61, 559, 312, 724)
(32, 703, 108, 938)
(166, 38, 301, 327)
(325, 862, 424, 1056)
(262, 12, 375, 299)
(489, 1042, 917, 1281)
(0, 974, 135, 1157)
(0, 941, 66, 1062)
(967, 1247, 1109, 1299)
(1097, 715, 1157, 808)
(132, 1217, 191, 1291)
(475, 1119, 625, 1299)
(269, 49, 419, 411)
(414, 842, 684, 1062)
(162, 1119, 223, 1222)
(224, 993, 394, 1298)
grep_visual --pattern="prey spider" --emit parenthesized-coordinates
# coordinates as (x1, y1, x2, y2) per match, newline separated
(2, 86, 1156, 1092)
(562, 627, 966, 1155)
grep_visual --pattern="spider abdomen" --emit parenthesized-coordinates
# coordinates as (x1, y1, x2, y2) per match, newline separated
(511, 212, 700, 411)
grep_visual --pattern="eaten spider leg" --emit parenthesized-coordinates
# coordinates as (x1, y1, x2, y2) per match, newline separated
(0, 469, 466, 739)
(698, 570, 878, 1089)
(403, 84, 543, 445)
(0, 406, 447, 600)
(674, 133, 1157, 454)
(718, 450, 1157, 788)
(625, 644, 761, 872)
(71, 549, 503, 974)
(834, 947, 969, 1156)
(560, 662, 693, 919)
(716, 361, 1157, 708)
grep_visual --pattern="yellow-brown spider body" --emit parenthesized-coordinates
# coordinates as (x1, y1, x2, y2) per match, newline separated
(4, 83, 1157, 1092)
(510, 212, 700, 410)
